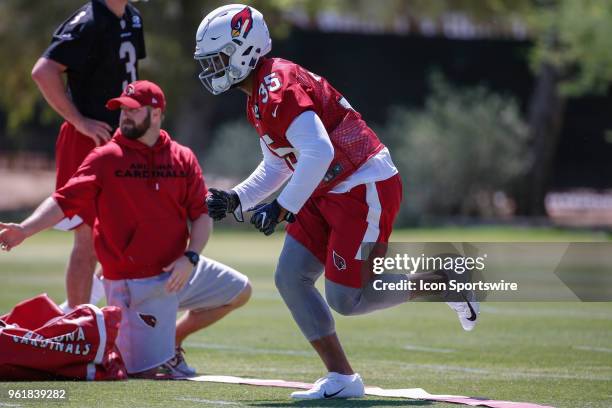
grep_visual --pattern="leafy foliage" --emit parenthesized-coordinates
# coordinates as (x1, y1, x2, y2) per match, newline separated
(2, 0, 612, 139)
(529, 0, 612, 96)
(381, 74, 530, 222)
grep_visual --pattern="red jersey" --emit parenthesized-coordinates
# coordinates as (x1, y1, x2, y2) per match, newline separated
(246, 57, 384, 195)
(53, 130, 208, 280)
(0, 294, 126, 380)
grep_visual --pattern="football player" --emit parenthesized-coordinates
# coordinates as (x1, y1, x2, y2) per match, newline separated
(197, 4, 480, 399)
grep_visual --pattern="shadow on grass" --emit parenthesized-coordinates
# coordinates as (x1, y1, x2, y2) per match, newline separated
(248, 399, 433, 407)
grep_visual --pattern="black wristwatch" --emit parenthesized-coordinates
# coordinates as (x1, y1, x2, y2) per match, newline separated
(184, 250, 200, 266)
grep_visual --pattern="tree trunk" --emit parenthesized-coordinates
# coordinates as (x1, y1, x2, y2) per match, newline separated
(516, 61, 566, 216)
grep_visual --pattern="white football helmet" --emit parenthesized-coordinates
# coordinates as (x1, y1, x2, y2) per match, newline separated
(194, 4, 272, 95)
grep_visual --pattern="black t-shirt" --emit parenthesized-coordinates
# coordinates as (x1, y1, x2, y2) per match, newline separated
(43, 0, 146, 127)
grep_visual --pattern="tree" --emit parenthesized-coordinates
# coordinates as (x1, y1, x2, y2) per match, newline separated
(0, 0, 85, 137)
(280, 0, 612, 215)
(520, 0, 612, 215)
(0, 0, 302, 153)
(3, 0, 612, 218)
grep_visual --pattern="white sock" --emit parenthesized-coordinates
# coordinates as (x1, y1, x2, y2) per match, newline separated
(89, 274, 105, 304)
(58, 301, 74, 314)
(330, 372, 356, 380)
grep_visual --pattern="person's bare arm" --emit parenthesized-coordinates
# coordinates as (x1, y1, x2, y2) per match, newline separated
(164, 215, 213, 293)
(31, 57, 112, 146)
(0, 197, 65, 251)
(186, 213, 213, 254)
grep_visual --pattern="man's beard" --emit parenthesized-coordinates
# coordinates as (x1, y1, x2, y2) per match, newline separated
(121, 110, 151, 140)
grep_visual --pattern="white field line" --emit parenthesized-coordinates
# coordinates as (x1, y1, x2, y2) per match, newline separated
(403, 344, 455, 353)
(189, 342, 454, 357)
(176, 397, 242, 406)
(239, 366, 315, 374)
(402, 363, 489, 374)
(397, 363, 612, 381)
(184, 342, 315, 356)
(184, 343, 612, 381)
(574, 346, 612, 353)
(480, 305, 612, 320)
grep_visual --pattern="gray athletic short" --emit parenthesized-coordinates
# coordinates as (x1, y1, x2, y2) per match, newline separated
(103, 255, 248, 374)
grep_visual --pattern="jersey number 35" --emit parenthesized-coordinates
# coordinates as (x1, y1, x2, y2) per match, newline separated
(259, 72, 281, 104)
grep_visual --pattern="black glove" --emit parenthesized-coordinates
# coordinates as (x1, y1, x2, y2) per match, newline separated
(249, 199, 295, 236)
(206, 188, 242, 222)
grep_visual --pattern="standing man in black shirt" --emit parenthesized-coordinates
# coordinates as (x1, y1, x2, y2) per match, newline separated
(31, 0, 146, 311)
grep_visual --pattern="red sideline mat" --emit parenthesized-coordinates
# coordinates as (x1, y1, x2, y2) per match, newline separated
(186, 375, 555, 408)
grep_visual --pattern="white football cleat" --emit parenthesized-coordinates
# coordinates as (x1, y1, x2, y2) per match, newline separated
(447, 298, 479, 331)
(291, 372, 365, 399)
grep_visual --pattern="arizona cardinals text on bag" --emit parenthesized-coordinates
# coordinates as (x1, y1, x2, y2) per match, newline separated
(0, 294, 127, 380)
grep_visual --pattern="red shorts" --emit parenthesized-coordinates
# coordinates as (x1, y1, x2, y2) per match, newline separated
(55, 121, 97, 227)
(286, 174, 403, 288)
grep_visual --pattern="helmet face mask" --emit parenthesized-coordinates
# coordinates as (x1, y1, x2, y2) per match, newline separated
(197, 49, 234, 95)
(194, 4, 271, 95)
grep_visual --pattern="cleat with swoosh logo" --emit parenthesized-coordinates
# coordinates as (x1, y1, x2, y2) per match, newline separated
(447, 295, 480, 331)
(291, 372, 364, 399)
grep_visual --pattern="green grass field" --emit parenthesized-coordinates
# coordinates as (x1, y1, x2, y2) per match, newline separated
(1, 227, 611, 408)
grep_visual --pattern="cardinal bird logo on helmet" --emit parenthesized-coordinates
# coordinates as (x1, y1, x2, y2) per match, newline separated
(231, 6, 253, 39)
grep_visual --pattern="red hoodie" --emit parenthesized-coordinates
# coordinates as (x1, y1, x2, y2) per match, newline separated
(53, 130, 208, 280)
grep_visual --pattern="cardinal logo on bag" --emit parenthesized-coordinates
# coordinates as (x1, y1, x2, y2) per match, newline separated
(138, 313, 157, 328)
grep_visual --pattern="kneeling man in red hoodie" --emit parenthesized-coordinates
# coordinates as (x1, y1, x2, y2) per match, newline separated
(0, 80, 251, 379)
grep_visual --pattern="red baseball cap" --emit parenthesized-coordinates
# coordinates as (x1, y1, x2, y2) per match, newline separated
(106, 80, 166, 112)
